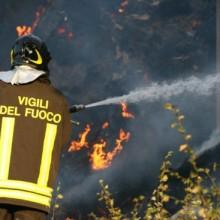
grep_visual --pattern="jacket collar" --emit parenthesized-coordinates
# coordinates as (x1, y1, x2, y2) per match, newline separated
(0, 65, 46, 85)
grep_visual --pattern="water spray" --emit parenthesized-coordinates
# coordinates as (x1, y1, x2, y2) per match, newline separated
(70, 73, 220, 113)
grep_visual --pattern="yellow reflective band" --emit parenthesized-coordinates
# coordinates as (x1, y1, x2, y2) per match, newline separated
(29, 49, 43, 65)
(0, 189, 50, 207)
(0, 180, 52, 197)
(38, 123, 57, 186)
(0, 117, 15, 180)
(10, 50, 14, 65)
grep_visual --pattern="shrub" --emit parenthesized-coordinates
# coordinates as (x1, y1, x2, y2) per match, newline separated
(89, 103, 220, 220)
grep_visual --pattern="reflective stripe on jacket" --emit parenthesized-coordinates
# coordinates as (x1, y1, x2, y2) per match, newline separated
(0, 78, 71, 212)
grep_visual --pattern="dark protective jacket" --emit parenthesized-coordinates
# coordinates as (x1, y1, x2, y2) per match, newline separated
(0, 77, 72, 213)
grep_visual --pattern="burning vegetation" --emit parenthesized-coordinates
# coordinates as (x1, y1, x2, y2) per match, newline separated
(118, 0, 129, 14)
(7, 1, 215, 219)
(65, 103, 220, 220)
(102, 122, 109, 129)
(68, 103, 132, 171)
(16, 26, 32, 37)
(68, 124, 91, 152)
(16, 7, 46, 36)
(90, 129, 130, 170)
(16, 4, 73, 39)
(120, 102, 135, 119)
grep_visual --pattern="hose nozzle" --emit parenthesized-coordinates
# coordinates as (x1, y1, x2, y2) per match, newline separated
(69, 104, 86, 113)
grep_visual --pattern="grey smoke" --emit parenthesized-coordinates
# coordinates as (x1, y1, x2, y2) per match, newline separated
(196, 129, 220, 156)
(86, 73, 220, 108)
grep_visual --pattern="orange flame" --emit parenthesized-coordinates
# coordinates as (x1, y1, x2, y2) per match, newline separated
(121, 102, 135, 119)
(31, 7, 46, 32)
(68, 124, 91, 152)
(102, 122, 109, 129)
(16, 26, 32, 37)
(57, 26, 74, 40)
(58, 27, 66, 34)
(90, 129, 131, 170)
(118, 0, 129, 13)
(67, 32, 74, 39)
(16, 7, 46, 37)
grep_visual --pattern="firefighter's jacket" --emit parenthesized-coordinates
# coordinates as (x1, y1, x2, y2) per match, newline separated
(0, 77, 71, 212)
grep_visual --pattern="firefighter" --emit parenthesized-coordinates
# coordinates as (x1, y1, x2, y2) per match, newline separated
(0, 34, 72, 220)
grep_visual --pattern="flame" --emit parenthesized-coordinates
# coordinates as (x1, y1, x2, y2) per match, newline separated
(102, 122, 109, 129)
(16, 7, 46, 37)
(68, 124, 91, 152)
(121, 102, 135, 119)
(90, 140, 108, 170)
(58, 27, 66, 34)
(57, 26, 74, 39)
(16, 26, 32, 37)
(118, 0, 129, 13)
(16, 5, 75, 41)
(90, 129, 131, 170)
(67, 32, 74, 39)
(31, 7, 46, 32)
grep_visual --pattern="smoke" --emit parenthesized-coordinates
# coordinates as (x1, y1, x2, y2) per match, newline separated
(196, 129, 220, 156)
(86, 73, 220, 108)
(0, 0, 216, 219)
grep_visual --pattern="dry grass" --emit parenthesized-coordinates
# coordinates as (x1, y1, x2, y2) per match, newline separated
(89, 103, 220, 220)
